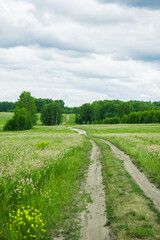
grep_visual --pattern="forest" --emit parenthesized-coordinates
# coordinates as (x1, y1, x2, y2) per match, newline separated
(1, 97, 160, 125)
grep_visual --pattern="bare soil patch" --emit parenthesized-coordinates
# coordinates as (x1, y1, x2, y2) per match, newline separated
(80, 140, 111, 240)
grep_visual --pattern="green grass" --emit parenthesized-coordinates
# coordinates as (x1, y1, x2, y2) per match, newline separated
(75, 123, 160, 134)
(0, 125, 92, 239)
(99, 134, 160, 187)
(94, 138, 160, 240)
(75, 124, 160, 187)
(66, 114, 76, 126)
(0, 112, 13, 125)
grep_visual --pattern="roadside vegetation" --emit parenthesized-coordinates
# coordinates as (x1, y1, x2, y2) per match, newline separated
(76, 124, 160, 187)
(0, 125, 91, 239)
(94, 139, 160, 239)
(75, 123, 160, 238)
(65, 114, 76, 126)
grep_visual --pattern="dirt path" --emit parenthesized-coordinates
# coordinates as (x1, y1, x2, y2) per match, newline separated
(69, 128, 110, 239)
(68, 127, 87, 135)
(63, 114, 69, 125)
(80, 140, 110, 240)
(101, 139, 160, 212)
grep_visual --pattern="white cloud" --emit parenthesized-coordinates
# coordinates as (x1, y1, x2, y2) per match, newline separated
(0, 0, 160, 106)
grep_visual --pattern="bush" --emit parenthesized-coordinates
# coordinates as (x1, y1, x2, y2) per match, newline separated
(102, 116, 120, 124)
(3, 107, 32, 131)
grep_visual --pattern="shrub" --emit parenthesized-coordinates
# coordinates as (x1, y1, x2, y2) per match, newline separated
(3, 107, 32, 131)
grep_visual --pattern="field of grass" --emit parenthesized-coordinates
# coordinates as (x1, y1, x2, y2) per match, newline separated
(1, 112, 160, 240)
(0, 125, 91, 239)
(66, 114, 76, 126)
(76, 123, 160, 134)
(76, 124, 160, 187)
(0, 112, 13, 125)
(95, 139, 160, 239)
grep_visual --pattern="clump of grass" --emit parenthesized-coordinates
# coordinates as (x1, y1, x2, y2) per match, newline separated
(35, 141, 50, 150)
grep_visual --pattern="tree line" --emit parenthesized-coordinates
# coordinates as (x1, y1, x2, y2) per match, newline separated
(0, 99, 76, 114)
(75, 100, 160, 124)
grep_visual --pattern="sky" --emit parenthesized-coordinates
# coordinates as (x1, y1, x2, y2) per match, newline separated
(0, 0, 160, 107)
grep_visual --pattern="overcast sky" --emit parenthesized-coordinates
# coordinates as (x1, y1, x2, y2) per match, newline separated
(0, 0, 160, 106)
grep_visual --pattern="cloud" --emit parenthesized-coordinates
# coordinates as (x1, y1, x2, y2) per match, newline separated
(0, 0, 160, 106)
(97, 0, 160, 9)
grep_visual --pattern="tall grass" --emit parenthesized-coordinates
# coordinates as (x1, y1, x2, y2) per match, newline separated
(76, 124, 160, 187)
(0, 126, 91, 239)
(95, 139, 160, 240)
(100, 134, 160, 187)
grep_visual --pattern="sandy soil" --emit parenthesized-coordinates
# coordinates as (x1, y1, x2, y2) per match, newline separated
(101, 139, 160, 212)
(80, 140, 111, 240)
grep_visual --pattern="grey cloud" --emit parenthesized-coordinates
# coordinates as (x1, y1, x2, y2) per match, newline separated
(0, 0, 160, 106)
(97, 0, 160, 9)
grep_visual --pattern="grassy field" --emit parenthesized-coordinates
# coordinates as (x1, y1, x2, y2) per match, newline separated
(0, 112, 13, 125)
(76, 124, 160, 187)
(1, 112, 160, 239)
(0, 125, 91, 239)
(66, 114, 76, 126)
(95, 139, 160, 239)
(75, 124, 160, 239)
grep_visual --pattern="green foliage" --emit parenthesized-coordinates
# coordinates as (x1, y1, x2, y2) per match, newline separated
(35, 141, 50, 150)
(0, 101, 16, 112)
(3, 91, 36, 131)
(17, 91, 37, 125)
(3, 107, 32, 131)
(121, 110, 160, 124)
(102, 116, 120, 124)
(79, 103, 92, 124)
(41, 102, 62, 126)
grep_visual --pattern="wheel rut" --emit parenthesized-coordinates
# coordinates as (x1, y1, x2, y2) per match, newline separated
(80, 140, 111, 240)
(101, 139, 160, 212)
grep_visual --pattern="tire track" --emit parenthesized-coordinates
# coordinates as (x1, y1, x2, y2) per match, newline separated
(101, 139, 160, 212)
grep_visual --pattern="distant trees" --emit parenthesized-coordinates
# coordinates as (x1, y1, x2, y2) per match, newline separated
(0, 101, 16, 112)
(41, 102, 62, 125)
(75, 100, 160, 125)
(121, 110, 160, 124)
(3, 91, 37, 131)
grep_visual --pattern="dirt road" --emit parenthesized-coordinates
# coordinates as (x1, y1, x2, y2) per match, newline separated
(101, 139, 160, 212)
(63, 114, 70, 125)
(69, 128, 110, 239)
(80, 140, 110, 240)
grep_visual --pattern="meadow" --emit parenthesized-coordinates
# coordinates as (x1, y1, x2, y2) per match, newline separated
(0, 115, 91, 239)
(76, 124, 160, 187)
(75, 123, 160, 239)
(1, 112, 160, 239)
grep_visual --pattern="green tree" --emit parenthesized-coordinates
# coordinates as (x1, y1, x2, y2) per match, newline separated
(41, 102, 62, 126)
(17, 91, 37, 125)
(4, 107, 32, 131)
(79, 103, 91, 124)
